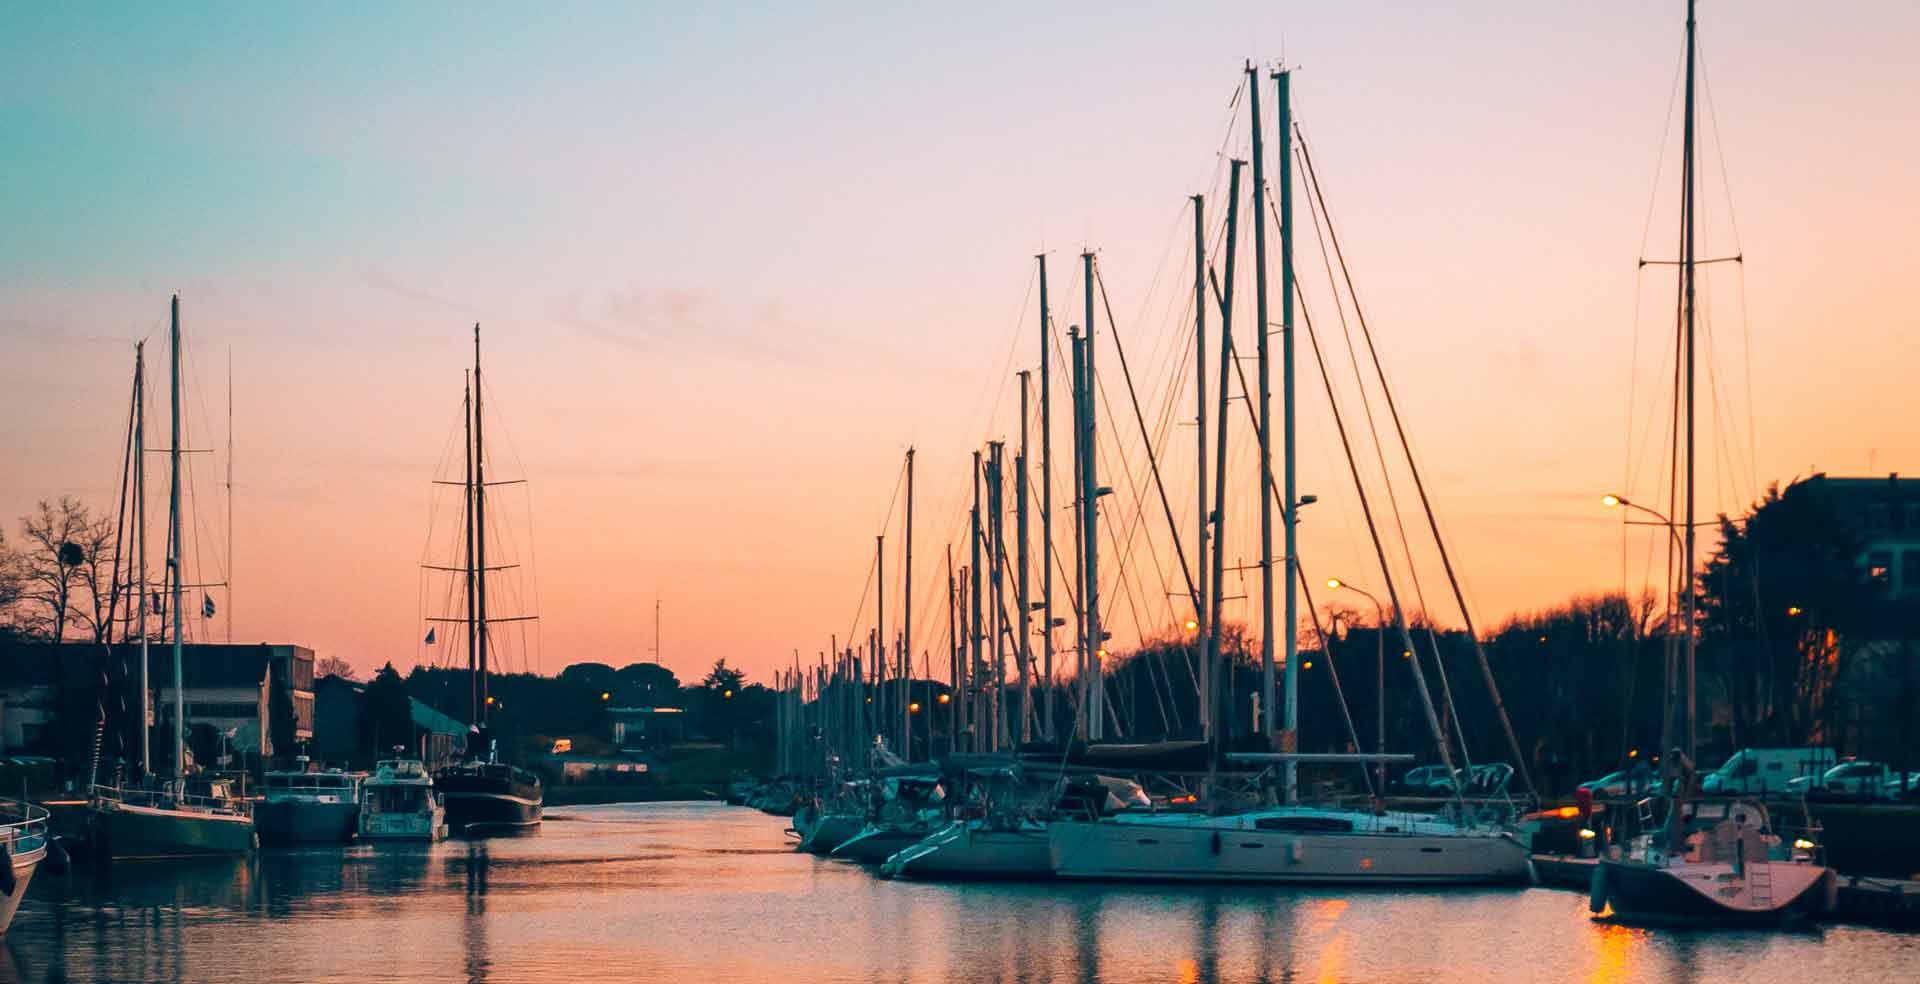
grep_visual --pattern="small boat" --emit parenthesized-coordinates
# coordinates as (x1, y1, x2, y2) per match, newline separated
(1592, 797, 1835, 926)
(255, 766, 363, 844)
(1049, 805, 1531, 884)
(358, 759, 448, 842)
(435, 760, 542, 833)
(799, 813, 866, 856)
(0, 800, 50, 934)
(89, 778, 256, 858)
(832, 821, 939, 864)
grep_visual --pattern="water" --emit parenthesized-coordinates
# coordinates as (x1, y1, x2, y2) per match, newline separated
(6, 802, 1915, 983)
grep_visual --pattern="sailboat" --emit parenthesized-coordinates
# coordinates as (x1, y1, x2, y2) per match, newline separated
(430, 325, 544, 834)
(88, 295, 257, 858)
(1589, 1, 1834, 926)
(0, 801, 50, 934)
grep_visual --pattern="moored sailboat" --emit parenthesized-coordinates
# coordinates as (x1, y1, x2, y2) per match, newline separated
(0, 800, 51, 935)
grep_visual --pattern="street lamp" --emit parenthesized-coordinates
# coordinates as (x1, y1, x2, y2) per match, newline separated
(1601, 493, 1687, 556)
(1327, 577, 1389, 793)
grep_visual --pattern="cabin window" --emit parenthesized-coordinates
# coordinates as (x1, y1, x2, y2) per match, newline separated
(1254, 816, 1355, 833)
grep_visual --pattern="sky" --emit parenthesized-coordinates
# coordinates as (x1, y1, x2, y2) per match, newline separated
(4, 2, 1917, 688)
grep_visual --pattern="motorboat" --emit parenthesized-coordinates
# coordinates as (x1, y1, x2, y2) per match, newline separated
(255, 766, 362, 844)
(89, 777, 256, 858)
(435, 759, 542, 833)
(359, 759, 448, 842)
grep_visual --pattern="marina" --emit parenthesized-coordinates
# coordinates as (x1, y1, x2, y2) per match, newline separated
(4, 3, 1919, 980)
(4, 802, 1918, 983)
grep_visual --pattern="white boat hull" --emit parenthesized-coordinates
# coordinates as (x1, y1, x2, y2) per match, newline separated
(0, 853, 42, 935)
(882, 820, 1052, 880)
(1049, 816, 1531, 884)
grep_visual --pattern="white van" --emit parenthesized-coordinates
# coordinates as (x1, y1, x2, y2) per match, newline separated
(1700, 747, 1835, 795)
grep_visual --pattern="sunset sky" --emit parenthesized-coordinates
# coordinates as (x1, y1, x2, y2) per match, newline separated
(4, 3, 1916, 687)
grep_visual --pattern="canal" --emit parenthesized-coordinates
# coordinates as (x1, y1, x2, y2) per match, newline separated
(7, 802, 1917, 982)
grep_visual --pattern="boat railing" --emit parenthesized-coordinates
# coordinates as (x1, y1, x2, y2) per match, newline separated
(0, 801, 50, 859)
(264, 775, 361, 797)
(90, 783, 253, 817)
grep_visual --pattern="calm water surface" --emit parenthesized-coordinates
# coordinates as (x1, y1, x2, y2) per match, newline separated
(5, 802, 1915, 983)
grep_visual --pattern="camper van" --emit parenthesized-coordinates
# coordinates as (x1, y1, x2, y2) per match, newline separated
(1700, 747, 1835, 795)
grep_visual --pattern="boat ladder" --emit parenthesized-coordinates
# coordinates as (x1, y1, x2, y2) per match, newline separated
(1748, 862, 1774, 908)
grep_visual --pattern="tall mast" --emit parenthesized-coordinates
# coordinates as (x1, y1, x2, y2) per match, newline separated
(902, 445, 914, 759)
(1208, 162, 1244, 740)
(473, 323, 489, 728)
(1068, 328, 1086, 739)
(946, 546, 957, 754)
(875, 533, 885, 753)
(1276, 67, 1300, 799)
(1680, 0, 1699, 769)
(987, 442, 1005, 751)
(464, 373, 478, 725)
(135, 341, 149, 774)
(225, 347, 233, 644)
(1036, 254, 1054, 743)
(1080, 250, 1102, 741)
(168, 294, 185, 779)
(1192, 194, 1210, 740)
(1249, 62, 1277, 743)
(1016, 371, 1033, 744)
(969, 451, 984, 751)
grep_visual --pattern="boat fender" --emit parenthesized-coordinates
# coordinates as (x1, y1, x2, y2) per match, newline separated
(1210, 831, 1222, 856)
(1288, 840, 1303, 864)
(46, 835, 71, 875)
(0, 841, 13, 897)
(1588, 865, 1608, 915)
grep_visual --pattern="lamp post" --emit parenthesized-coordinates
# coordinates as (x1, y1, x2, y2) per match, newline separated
(1603, 493, 1690, 789)
(1327, 578, 1388, 793)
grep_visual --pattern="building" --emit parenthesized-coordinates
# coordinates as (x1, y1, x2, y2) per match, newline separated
(607, 705, 686, 751)
(1790, 473, 1920, 597)
(312, 675, 470, 769)
(0, 640, 315, 767)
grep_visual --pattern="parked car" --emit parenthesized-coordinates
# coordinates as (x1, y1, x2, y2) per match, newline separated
(1578, 763, 1656, 798)
(1787, 760, 1897, 799)
(1396, 765, 1457, 795)
(1700, 747, 1834, 795)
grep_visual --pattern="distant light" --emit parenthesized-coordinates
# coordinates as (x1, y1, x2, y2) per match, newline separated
(1601, 494, 1623, 508)
(1628, 748, 1638, 759)
(1786, 606, 1804, 617)
(1539, 635, 1548, 643)
(1326, 578, 1343, 590)
(1402, 650, 1412, 659)
(865, 697, 872, 704)
(1095, 648, 1109, 659)
(936, 693, 950, 705)
(1554, 805, 1581, 819)
(1578, 828, 1598, 841)
(1302, 660, 1313, 670)
(909, 702, 921, 713)
(723, 689, 733, 699)
(600, 691, 611, 701)
(1793, 838, 1816, 851)
(1183, 618, 1199, 632)
(485, 696, 495, 705)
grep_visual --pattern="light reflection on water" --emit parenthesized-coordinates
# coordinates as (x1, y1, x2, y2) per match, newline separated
(5, 802, 1915, 983)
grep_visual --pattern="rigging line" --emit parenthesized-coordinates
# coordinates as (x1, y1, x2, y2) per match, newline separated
(1292, 148, 1475, 768)
(1088, 304, 1180, 636)
(1296, 561, 1376, 798)
(1295, 132, 1528, 787)
(1096, 266, 1202, 615)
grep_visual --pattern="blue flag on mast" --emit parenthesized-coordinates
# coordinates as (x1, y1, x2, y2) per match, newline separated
(425, 627, 437, 645)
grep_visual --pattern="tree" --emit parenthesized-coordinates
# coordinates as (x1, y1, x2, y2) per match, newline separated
(699, 659, 747, 744)
(360, 663, 415, 763)
(0, 527, 23, 629)
(17, 497, 109, 642)
(701, 659, 745, 694)
(315, 656, 359, 681)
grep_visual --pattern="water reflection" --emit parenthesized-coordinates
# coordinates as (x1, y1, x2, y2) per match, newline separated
(0, 804, 1912, 983)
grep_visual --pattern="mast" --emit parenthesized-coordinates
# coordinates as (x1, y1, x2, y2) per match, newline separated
(464, 373, 478, 726)
(1276, 67, 1300, 798)
(473, 324, 490, 729)
(1249, 63, 1276, 744)
(225, 347, 233, 644)
(1036, 254, 1055, 742)
(903, 449, 914, 758)
(1080, 250, 1102, 740)
(1208, 162, 1244, 741)
(168, 294, 185, 779)
(1680, 0, 1699, 769)
(875, 533, 885, 753)
(1016, 371, 1033, 744)
(1068, 328, 1086, 739)
(970, 451, 984, 751)
(135, 341, 149, 774)
(987, 442, 1005, 750)
(1192, 194, 1210, 740)
(946, 546, 957, 755)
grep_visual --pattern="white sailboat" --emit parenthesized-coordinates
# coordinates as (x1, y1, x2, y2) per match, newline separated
(0, 802, 50, 934)
(88, 295, 256, 859)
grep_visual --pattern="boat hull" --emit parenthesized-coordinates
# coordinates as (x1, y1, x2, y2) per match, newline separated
(0, 851, 44, 935)
(799, 815, 865, 856)
(92, 802, 255, 858)
(254, 801, 360, 844)
(1596, 858, 1833, 926)
(831, 826, 931, 864)
(441, 791, 541, 833)
(1049, 819, 1531, 884)
(882, 821, 1052, 880)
